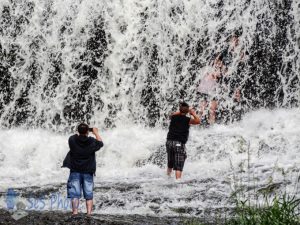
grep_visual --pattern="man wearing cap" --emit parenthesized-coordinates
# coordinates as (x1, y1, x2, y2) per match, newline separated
(166, 102, 201, 179)
(67, 123, 103, 216)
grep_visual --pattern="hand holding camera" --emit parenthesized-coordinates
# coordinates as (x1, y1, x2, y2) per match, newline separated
(89, 127, 101, 141)
(88, 127, 99, 134)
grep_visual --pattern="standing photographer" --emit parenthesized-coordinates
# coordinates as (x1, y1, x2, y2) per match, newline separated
(67, 123, 103, 216)
(166, 102, 201, 179)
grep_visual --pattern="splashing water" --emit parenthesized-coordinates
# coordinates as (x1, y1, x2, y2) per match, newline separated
(0, 109, 300, 216)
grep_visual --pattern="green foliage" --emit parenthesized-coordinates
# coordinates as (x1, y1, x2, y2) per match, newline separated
(226, 194, 300, 225)
(184, 194, 300, 225)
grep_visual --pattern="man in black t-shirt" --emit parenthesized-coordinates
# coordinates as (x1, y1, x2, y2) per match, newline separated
(166, 102, 201, 179)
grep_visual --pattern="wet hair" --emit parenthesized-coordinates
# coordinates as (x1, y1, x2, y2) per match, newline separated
(77, 123, 89, 135)
(179, 102, 189, 114)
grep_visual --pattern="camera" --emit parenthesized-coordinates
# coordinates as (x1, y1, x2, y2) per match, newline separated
(88, 128, 93, 132)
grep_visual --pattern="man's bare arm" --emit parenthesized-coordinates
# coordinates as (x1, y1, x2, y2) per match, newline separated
(189, 109, 201, 125)
(92, 128, 102, 141)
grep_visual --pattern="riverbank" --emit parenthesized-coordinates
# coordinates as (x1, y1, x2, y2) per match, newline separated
(0, 209, 206, 225)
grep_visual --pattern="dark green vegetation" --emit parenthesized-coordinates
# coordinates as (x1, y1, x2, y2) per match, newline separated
(185, 194, 300, 225)
(228, 194, 300, 225)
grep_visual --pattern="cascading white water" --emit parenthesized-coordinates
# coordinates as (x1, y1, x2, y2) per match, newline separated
(0, 0, 299, 128)
(1, 109, 300, 217)
(0, 0, 300, 218)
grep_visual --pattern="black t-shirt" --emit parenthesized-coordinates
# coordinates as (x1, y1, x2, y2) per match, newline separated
(167, 114, 191, 144)
(68, 134, 104, 174)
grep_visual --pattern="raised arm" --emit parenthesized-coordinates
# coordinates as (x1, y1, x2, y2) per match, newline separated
(89, 127, 103, 152)
(92, 127, 102, 141)
(189, 109, 201, 125)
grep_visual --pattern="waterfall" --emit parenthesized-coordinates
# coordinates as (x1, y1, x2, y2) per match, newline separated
(0, 0, 299, 130)
(1, 0, 300, 217)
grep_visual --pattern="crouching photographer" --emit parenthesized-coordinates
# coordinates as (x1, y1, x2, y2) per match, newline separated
(64, 123, 104, 216)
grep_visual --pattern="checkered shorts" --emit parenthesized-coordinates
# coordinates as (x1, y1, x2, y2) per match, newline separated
(166, 140, 187, 171)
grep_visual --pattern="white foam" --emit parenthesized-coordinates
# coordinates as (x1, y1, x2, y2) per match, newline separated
(0, 109, 300, 215)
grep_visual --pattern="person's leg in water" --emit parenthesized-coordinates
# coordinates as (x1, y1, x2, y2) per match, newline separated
(166, 141, 175, 177)
(167, 167, 172, 176)
(200, 100, 208, 114)
(209, 100, 218, 124)
(175, 170, 182, 179)
(199, 99, 208, 125)
(174, 146, 186, 180)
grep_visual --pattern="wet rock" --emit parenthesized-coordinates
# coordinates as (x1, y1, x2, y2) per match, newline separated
(15, 185, 64, 199)
(257, 182, 282, 194)
(0, 209, 208, 225)
(135, 145, 166, 168)
(169, 206, 194, 214)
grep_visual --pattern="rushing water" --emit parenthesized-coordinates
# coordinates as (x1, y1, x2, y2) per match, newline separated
(0, 0, 300, 220)
(1, 109, 300, 218)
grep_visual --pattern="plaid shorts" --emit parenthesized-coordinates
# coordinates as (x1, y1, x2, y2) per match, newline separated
(166, 140, 187, 171)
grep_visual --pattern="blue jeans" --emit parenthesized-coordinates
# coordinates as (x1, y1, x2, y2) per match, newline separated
(67, 172, 94, 200)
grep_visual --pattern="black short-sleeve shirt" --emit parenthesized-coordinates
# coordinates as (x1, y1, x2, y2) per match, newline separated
(167, 114, 191, 144)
